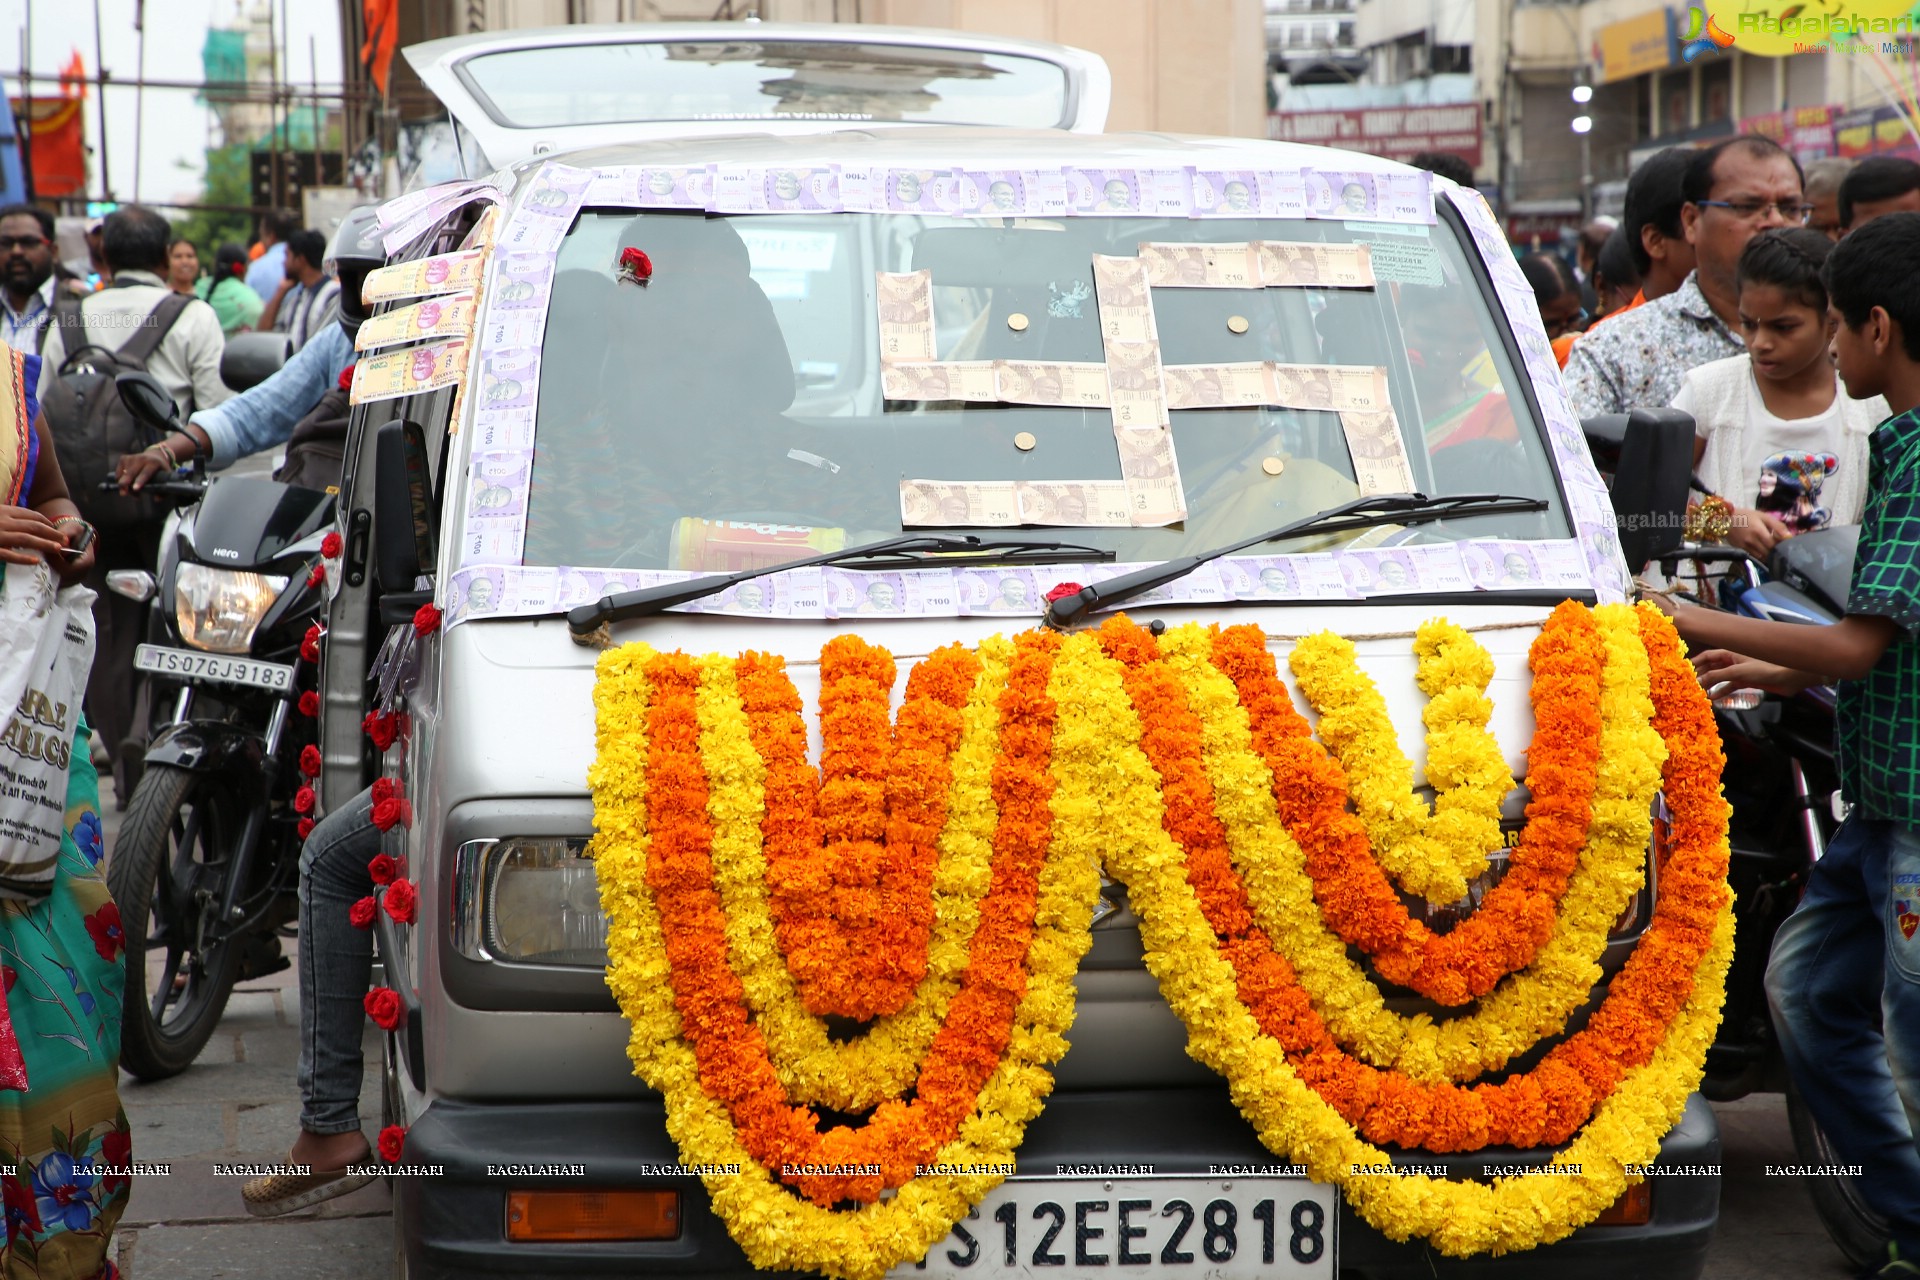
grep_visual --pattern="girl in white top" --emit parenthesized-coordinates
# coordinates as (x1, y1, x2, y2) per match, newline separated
(1671, 226, 1886, 560)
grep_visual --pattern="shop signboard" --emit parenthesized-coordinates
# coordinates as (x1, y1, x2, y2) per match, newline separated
(1595, 9, 1677, 84)
(1269, 104, 1482, 169)
(1738, 105, 1841, 162)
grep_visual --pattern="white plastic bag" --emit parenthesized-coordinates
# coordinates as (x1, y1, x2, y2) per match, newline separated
(0, 561, 95, 899)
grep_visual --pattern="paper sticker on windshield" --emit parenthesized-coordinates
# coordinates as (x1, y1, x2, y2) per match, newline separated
(711, 165, 841, 213)
(1268, 363, 1391, 414)
(881, 362, 998, 402)
(355, 294, 479, 352)
(1137, 243, 1262, 289)
(899, 480, 1019, 528)
(363, 250, 487, 304)
(1220, 554, 1354, 601)
(1164, 363, 1274, 409)
(875, 271, 937, 363)
(1339, 409, 1418, 497)
(1014, 481, 1132, 527)
(1345, 234, 1442, 287)
(1304, 167, 1434, 224)
(350, 339, 469, 403)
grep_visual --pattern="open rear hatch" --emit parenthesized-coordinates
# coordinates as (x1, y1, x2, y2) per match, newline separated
(404, 22, 1112, 170)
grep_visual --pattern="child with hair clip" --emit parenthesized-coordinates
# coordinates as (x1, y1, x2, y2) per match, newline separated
(1671, 226, 1887, 560)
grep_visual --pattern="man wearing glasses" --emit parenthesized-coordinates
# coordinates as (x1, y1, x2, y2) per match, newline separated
(0, 204, 60, 354)
(1566, 135, 1807, 417)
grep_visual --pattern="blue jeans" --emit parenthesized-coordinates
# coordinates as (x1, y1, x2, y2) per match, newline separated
(295, 788, 380, 1136)
(1766, 814, 1920, 1249)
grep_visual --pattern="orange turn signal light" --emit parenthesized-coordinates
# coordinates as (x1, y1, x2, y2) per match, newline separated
(1593, 1181, 1652, 1226)
(505, 1189, 681, 1242)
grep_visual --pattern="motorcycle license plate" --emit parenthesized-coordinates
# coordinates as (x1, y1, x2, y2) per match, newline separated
(890, 1177, 1336, 1280)
(134, 645, 295, 694)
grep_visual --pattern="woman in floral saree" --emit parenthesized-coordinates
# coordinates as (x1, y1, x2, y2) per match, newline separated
(0, 347, 128, 1280)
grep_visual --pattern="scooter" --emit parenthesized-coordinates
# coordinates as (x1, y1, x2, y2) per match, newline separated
(102, 371, 334, 1079)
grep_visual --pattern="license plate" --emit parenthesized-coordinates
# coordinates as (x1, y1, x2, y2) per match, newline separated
(134, 645, 295, 694)
(892, 1177, 1336, 1279)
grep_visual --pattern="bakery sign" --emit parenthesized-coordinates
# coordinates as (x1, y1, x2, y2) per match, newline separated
(1270, 104, 1482, 170)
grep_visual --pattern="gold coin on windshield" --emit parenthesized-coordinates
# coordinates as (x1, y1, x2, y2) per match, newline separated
(1262, 456, 1286, 476)
(1007, 312, 1030, 332)
(1013, 431, 1038, 451)
(1227, 315, 1250, 334)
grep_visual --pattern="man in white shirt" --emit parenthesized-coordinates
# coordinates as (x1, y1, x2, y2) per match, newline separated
(258, 228, 341, 353)
(0, 204, 58, 354)
(245, 208, 298, 301)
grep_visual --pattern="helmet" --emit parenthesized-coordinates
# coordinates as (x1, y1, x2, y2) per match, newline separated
(324, 204, 384, 338)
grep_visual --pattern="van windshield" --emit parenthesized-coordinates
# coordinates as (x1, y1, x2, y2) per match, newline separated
(519, 209, 1571, 575)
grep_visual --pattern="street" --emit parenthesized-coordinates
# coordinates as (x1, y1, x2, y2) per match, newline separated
(94, 778, 1854, 1280)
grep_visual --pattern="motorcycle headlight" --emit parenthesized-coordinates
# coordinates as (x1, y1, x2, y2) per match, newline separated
(453, 837, 605, 966)
(174, 563, 289, 654)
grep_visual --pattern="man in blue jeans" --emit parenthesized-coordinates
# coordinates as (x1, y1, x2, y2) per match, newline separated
(1667, 213, 1920, 1278)
(239, 790, 385, 1215)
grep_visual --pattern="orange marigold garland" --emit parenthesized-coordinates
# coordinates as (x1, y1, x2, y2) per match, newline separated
(1209, 602, 1604, 1005)
(645, 634, 1061, 1206)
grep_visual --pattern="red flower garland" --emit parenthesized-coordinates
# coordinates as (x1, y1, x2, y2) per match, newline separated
(378, 1124, 407, 1164)
(298, 691, 320, 718)
(301, 625, 322, 664)
(368, 853, 398, 886)
(365, 712, 399, 751)
(297, 818, 315, 840)
(348, 897, 377, 930)
(372, 798, 402, 832)
(299, 744, 322, 778)
(384, 879, 418, 925)
(320, 531, 343, 558)
(306, 564, 325, 589)
(364, 987, 404, 1031)
(293, 786, 316, 815)
(414, 603, 442, 637)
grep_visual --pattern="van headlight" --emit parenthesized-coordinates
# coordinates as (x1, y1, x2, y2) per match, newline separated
(175, 563, 288, 654)
(452, 837, 606, 966)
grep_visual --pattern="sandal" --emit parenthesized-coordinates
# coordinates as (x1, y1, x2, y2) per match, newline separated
(241, 1152, 376, 1218)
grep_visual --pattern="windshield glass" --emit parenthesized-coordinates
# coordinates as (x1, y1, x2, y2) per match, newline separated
(459, 41, 1072, 128)
(520, 209, 1570, 576)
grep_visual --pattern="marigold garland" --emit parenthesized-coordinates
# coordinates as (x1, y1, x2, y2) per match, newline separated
(1289, 621, 1509, 904)
(586, 604, 1734, 1273)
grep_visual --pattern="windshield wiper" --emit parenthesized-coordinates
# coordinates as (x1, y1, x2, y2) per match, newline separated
(568, 533, 1116, 638)
(1043, 492, 1550, 628)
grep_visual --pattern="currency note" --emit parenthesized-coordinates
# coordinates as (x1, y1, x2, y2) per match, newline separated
(1105, 341, 1170, 428)
(1403, 544, 1475, 592)
(351, 339, 470, 404)
(1137, 242, 1262, 289)
(467, 450, 533, 523)
(947, 170, 1040, 217)
(461, 205, 502, 252)
(955, 568, 1042, 615)
(899, 480, 1020, 528)
(1338, 409, 1417, 496)
(875, 271, 937, 363)
(1533, 541, 1596, 590)
(1189, 170, 1263, 217)
(993, 360, 1111, 408)
(499, 164, 594, 252)
(356, 294, 480, 352)
(375, 181, 490, 230)
(472, 307, 546, 354)
(633, 166, 713, 208)
(1256, 241, 1375, 289)
(1015, 481, 1132, 527)
(1268, 363, 1392, 414)
(584, 167, 637, 206)
(1338, 549, 1424, 596)
(488, 251, 555, 312)
(1164, 362, 1274, 409)
(447, 567, 510, 623)
(1221, 554, 1352, 601)
(1081, 559, 1222, 604)
(822, 567, 958, 618)
(711, 165, 841, 213)
(1462, 541, 1544, 591)
(878, 168, 955, 214)
(1114, 427, 1187, 525)
(475, 351, 539, 413)
(1304, 167, 1433, 224)
(1135, 169, 1196, 216)
(1066, 169, 1147, 216)
(1373, 171, 1435, 223)
(1091, 255, 1158, 344)
(881, 361, 999, 401)
(363, 250, 487, 304)
(675, 569, 827, 619)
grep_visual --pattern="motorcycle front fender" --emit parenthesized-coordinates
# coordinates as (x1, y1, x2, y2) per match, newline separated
(144, 720, 269, 793)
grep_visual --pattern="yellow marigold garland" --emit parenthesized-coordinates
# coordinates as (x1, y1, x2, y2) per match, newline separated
(692, 643, 1011, 1111)
(1289, 621, 1511, 904)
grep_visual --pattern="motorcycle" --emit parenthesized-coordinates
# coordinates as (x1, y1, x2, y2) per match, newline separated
(102, 371, 334, 1079)
(1587, 409, 1887, 1266)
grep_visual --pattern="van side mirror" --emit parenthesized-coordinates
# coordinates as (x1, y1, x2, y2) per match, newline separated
(113, 372, 179, 439)
(373, 419, 437, 622)
(1583, 408, 1694, 572)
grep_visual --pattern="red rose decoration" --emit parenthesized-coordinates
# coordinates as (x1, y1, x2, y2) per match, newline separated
(364, 712, 398, 752)
(413, 603, 442, 637)
(397, 798, 414, 830)
(293, 785, 316, 815)
(372, 797, 401, 831)
(299, 744, 323, 778)
(1044, 581, 1085, 604)
(364, 986, 404, 1031)
(85, 903, 124, 962)
(371, 777, 397, 805)
(384, 879, 419, 925)
(320, 531, 344, 558)
(348, 896, 377, 930)
(297, 817, 315, 840)
(301, 625, 323, 664)
(378, 1124, 407, 1164)
(368, 852, 398, 885)
(306, 563, 326, 589)
(618, 246, 652, 285)
(298, 691, 320, 717)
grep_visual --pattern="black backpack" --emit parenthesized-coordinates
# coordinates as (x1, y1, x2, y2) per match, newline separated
(273, 381, 350, 493)
(42, 287, 194, 529)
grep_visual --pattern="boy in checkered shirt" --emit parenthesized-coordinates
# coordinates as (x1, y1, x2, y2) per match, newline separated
(1667, 212, 1920, 1279)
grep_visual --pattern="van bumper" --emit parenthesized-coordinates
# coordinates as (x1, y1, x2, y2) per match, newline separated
(394, 1086, 1719, 1280)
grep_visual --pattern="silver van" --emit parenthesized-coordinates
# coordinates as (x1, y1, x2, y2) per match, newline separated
(327, 44, 1719, 1279)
